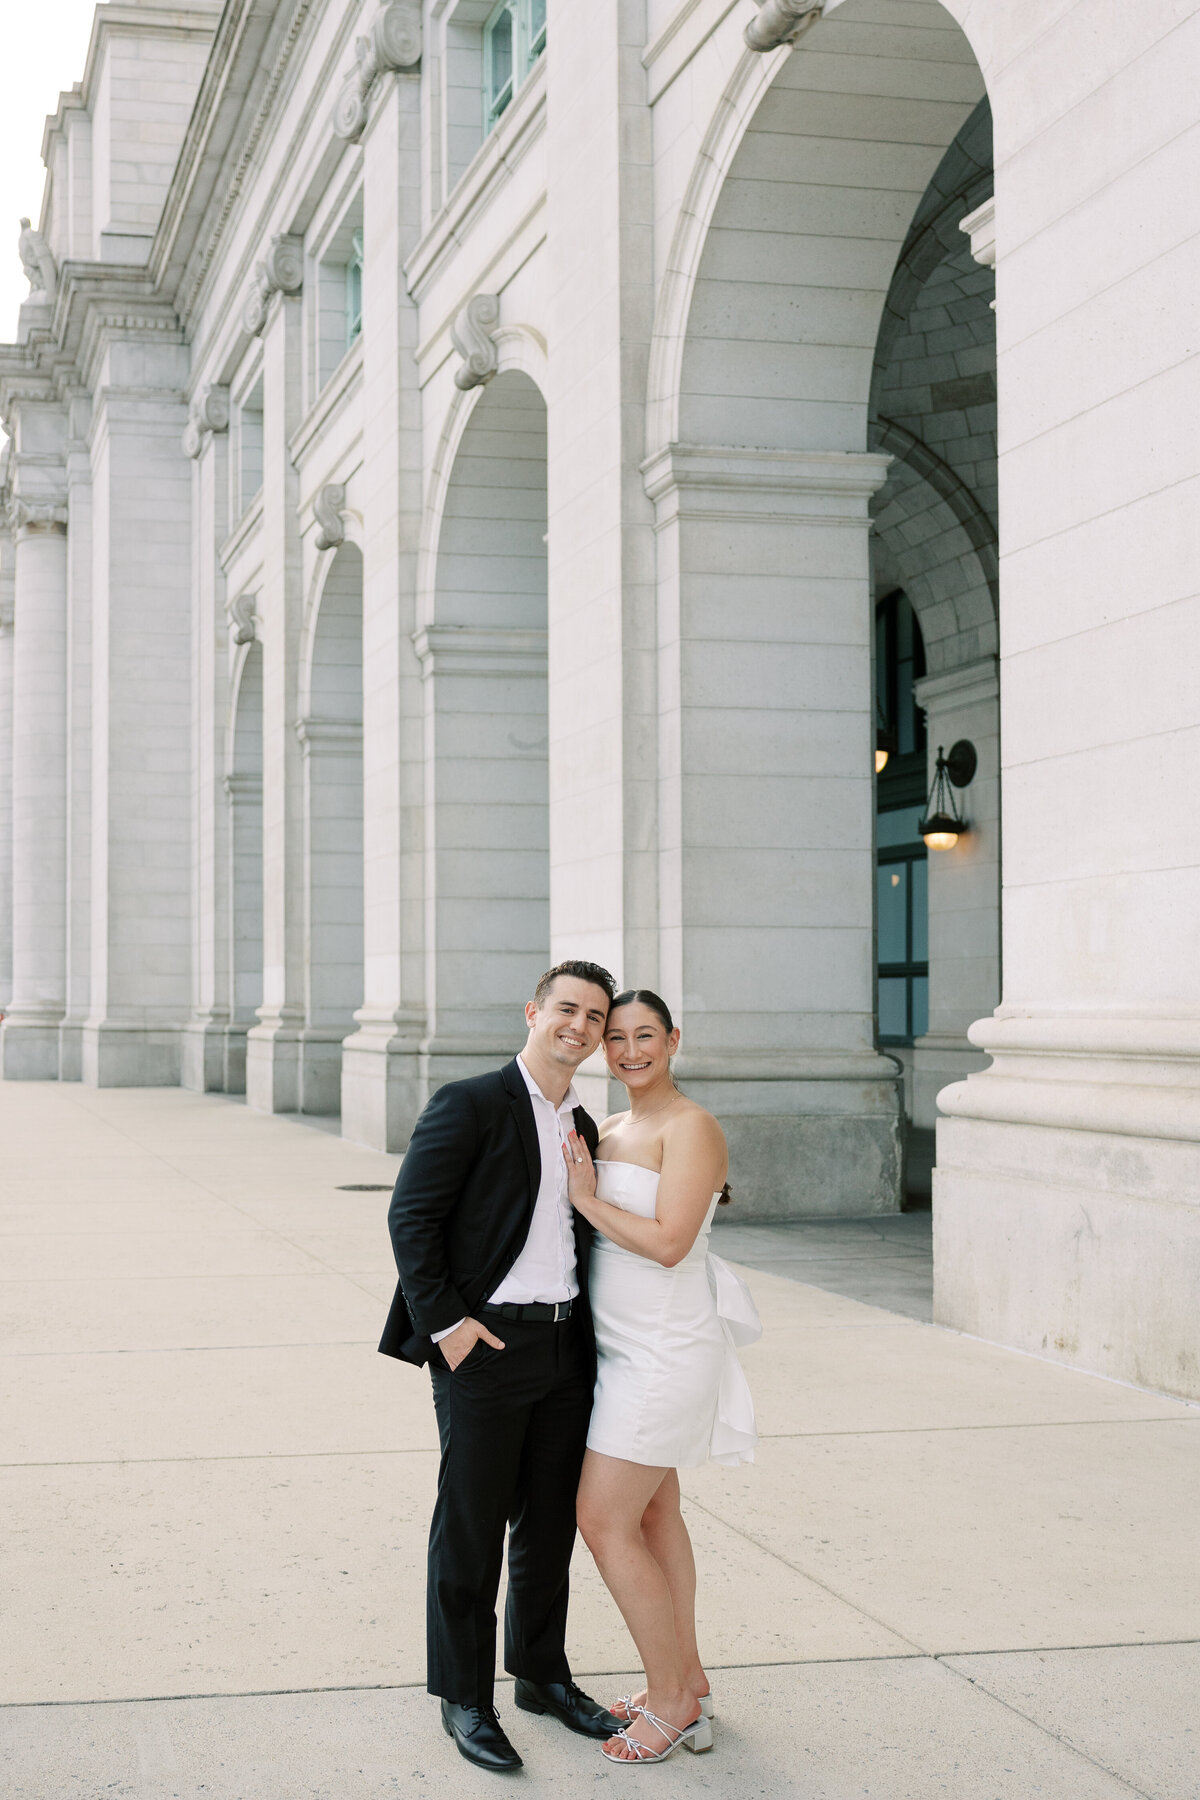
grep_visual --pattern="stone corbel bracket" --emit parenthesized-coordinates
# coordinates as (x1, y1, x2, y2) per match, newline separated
(10, 497, 69, 537)
(228, 592, 257, 645)
(182, 384, 230, 458)
(241, 234, 303, 337)
(314, 482, 347, 551)
(332, 1, 422, 142)
(745, 0, 823, 51)
(451, 294, 500, 391)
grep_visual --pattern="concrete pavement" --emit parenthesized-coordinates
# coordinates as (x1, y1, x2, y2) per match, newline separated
(1, 1083, 1197, 1797)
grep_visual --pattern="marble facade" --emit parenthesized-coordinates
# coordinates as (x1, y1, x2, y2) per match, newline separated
(1, 0, 1198, 1399)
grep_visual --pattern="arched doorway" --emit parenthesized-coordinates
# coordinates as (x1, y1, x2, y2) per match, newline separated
(419, 367, 550, 1093)
(298, 543, 364, 1114)
(648, 0, 991, 1214)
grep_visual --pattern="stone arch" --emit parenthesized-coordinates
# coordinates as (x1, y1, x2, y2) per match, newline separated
(419, 366, 550, 1088)
(643, 0, 991, 1215)
(297, 542, 364, 1113)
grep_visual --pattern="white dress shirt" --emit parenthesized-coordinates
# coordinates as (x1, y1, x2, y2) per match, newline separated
(431, 1055, 581, 1342)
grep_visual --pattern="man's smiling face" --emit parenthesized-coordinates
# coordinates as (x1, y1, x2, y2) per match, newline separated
(524, 975, 610, 1073)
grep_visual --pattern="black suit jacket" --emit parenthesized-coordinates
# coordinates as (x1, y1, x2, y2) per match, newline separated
(379, 1058, 599, 1367)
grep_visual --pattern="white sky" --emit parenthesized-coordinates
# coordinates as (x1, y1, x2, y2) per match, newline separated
(0, 0, 105, 343)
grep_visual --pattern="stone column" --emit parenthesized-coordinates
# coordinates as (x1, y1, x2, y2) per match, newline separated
(83, 351, 193, 1086)
(543, 0, 658, 1119)
(415, 625, 549, 1093)
(910, 657, 1000, 1129)
(644, 445, 902, 1217)
(58, 391, 93, 1082)
(1, 484, 69, 1080)
(338, 68, 427, 1150)
(245, 286, 307, 1114)
(180, 388, 235, 1091)
(0, 522, 14, 1016)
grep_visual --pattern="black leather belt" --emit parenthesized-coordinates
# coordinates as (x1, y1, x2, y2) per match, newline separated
(481, 1299, 574, 1323)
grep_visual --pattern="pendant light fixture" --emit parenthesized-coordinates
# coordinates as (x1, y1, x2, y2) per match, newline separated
(919, 740, 977, 850)
(874, 700, 897, 775)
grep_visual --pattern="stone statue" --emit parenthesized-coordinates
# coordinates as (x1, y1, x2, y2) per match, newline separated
(18, 217, 57, 300)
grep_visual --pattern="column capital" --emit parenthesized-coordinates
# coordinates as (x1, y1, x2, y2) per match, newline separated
(413, 624, 548, 678)
(914, 655, 999, 715)
(641, 443, 892, 523)
(959, 197, 996, 271)
(9, 497, 68, 538)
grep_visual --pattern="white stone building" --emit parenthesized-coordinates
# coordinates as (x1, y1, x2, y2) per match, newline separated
(0, 0, 1197, 1400)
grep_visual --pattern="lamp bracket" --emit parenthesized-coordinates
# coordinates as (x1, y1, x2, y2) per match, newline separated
(945, 739, 977, 788)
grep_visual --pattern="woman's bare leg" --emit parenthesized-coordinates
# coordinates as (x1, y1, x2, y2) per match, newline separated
(577, 1450, 701, 1759)
(611, 1472, 708, 1717)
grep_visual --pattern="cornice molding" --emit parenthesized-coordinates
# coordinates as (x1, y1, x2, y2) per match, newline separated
(641, 443, 892, 525)
(414, 624, 548, 678)
(183, 383, 231, 457)
(332, 1, 421, 142)
(450, 294, 500, 391)
(241, 234, 303, 336)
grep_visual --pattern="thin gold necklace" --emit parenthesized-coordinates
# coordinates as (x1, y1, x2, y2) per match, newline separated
(626, 1087, 683, 1127)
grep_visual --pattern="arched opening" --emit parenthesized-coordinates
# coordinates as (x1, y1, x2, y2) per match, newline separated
(299, 543, 364, 1115)
(869, 96, 1000, 1203)
(226, 640, 263, 1094)
(653, 0, 991, 1215)
(421, 368, 549, 1090)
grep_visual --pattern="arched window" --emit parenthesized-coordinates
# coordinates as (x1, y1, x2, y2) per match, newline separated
(875, 591, 928, 1046)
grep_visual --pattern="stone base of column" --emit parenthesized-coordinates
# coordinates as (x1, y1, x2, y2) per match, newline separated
(58, 1019, 85, 1082)
(911, 1033, 990, 1133)
(934, 1016, 1200, 1401)
(674, 1052, 903, 1219)
(246, 1020, 349, 1117)
(81, 1022, 181, 1086)
(339, 1013, 427, 1151)
(0, 1012, 63, 1080)
(180, 1018, 249, 1094)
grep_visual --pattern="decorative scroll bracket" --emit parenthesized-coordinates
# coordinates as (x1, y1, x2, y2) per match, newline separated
(241, 234, 303, 337)
(744, 0, 823, 51)
(228, 592, 257, 645)
(332, 1, 422, 142)
(450, 293, 500, 391)
(313, 483, 347, 551)
(182, 384, 231, 459)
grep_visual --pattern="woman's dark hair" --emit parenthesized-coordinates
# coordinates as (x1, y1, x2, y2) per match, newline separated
(608, 989, 732, 1206)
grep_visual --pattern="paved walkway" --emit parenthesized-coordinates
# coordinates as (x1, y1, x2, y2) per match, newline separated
(1, 1084, 1198, 1798)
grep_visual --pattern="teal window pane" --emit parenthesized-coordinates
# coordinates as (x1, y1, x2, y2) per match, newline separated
(910, 854, 928, 961)
(878, 978, 908, 1040)
(911, 976, 929, 1039)
(528, 0, 546, 59)
(877, 805, 924, 848)
(877, 863, 907, 964)
(485, 3, 514, 123)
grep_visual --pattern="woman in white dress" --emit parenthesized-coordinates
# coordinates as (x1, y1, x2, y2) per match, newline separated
(562, 990, 761, 1766)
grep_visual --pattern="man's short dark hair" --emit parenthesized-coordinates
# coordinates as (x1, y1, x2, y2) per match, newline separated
(533, 960, 616, 1008)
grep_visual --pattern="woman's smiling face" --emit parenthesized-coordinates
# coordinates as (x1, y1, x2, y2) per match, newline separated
(603, 1001, 680, 1092)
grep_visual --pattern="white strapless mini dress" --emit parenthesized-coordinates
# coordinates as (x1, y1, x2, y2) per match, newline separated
(586, 1160, 762, 1469)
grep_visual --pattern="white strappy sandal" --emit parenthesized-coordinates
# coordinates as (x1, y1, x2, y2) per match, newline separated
(611, 1691, 714, 1722)
(601, 1703, 714, 1764)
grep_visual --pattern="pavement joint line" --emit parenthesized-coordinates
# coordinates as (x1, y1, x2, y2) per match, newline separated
(5, 1413, 1197, 1470)
(935, 1656, 1156, 1799)
(0, 1340, 379, 1358)
(680, 1492, 930, 1659)
(11, 1642, 1195, 1715)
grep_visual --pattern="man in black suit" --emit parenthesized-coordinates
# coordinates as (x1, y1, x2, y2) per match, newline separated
(381, 960, 623, 1771)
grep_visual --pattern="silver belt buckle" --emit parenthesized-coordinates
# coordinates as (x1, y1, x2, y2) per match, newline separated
(553, 1300, 566, 1322)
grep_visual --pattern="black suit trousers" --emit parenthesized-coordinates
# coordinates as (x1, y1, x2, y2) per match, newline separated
(426, 1314, 593, 1705)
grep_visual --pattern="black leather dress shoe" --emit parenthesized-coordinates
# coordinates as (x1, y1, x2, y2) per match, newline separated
(441, 1699, 523, 1771)
(513, 1678, 624, 1739)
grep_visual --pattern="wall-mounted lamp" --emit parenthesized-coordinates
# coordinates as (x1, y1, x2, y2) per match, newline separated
(919, 739, 977, 850)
